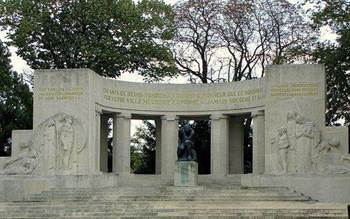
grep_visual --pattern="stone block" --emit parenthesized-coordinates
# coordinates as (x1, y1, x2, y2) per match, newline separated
(174, 161, 198, 186)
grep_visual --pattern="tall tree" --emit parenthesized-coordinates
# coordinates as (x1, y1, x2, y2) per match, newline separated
(220, 0, 315, 80)
(190, 120, 211, 174)
(130, 121, 156, 174)
(173, 0, 315, 173)
(0, 40, 33, 156)
(173, 0, 221, 83)
(173, 0, 316, 82)
(0, 0, 176, 81)
(307, 0, 350, 125)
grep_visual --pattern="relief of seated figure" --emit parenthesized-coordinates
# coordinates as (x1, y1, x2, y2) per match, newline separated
(1, 142, 38, 175)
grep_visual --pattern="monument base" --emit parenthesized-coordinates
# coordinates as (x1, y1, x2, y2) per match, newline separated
(174, 161, 198, 186)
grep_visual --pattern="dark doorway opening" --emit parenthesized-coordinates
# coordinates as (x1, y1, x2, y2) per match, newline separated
(228, 114, 252, 174)
(100, 114, 113, 173)
(244, 116, 253, 174)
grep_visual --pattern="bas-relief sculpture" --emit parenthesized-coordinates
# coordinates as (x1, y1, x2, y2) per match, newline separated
(271, 127, 289, 174)
(177, 124, 197, 161)
(1, 113, 87, 175)
(1, 142, 38, 175)
(34, 113, 87, 174)
(272, 111, 350, 175)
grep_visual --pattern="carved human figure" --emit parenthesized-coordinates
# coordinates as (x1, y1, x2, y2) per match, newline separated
(2, 143, 38, 175)
(272, 127, 290, 174)
(177, 124, 197, 161)
(312, 138, 350, 174)
(295, 114, 315, 174)
(34, 113, 87, 174)
(43, 120, 57, 172)
(286, 111, 297, 173)
(59, 117, 75, 170)
(271, 112, 349, 176)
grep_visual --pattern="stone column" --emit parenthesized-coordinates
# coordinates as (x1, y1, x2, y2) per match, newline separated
(100, 114, 109, 172)
(210, 114, 229, 177)
(113, 113, 131, 175)
(252, 110, 265, 174)
(112, 113, 118, 173)
(94, 108, 102, 174)
(155, 118, 162, 175)
(160, 115, 178, 179)
(229, 116, 245, 174)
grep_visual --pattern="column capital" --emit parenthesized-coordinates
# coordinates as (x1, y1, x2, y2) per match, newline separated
(161, 114, 178, 121)
(210, 113, 228, 120)
(116, 112, 132, 119)
(95, 105, 103, 115)
(252, 110, 264, 118)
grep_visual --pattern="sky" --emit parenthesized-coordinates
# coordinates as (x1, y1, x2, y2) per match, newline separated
(0, 0, 340, 134)
(0, 0, 337, 84)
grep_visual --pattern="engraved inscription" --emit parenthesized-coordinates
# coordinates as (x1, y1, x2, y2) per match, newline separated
(102, 88, 264, 106)
(38, 87, 84, 100)
(270, 83, 319, 97)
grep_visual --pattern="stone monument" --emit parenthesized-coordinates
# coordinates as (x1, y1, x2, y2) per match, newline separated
(0, 65, 348, 203)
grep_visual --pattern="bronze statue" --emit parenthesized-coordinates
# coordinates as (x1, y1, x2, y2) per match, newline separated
(177, 124, 197, 161)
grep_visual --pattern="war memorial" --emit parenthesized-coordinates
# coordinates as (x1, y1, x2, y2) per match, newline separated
(0, 64, 349, 218)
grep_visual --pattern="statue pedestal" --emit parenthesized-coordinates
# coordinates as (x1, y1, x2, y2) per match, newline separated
(174, 161, 198, 186)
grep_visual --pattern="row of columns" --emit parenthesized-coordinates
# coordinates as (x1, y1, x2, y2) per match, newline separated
(95, 110, 265, 177)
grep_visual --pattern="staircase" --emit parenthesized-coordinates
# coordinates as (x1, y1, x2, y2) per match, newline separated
(0, 184, 347, 218)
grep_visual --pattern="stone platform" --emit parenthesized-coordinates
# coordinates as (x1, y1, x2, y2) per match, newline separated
(0, 184, 347, 218)
(242, 174, 350, 203)
(174, 161, 198, 187)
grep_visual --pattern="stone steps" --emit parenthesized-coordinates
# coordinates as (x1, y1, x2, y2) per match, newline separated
(1, 208, 347, 218)
(23, 196, 310, 202)
(24, 186, 300, 196)
(0, 186, 347, 218)
(24, 192, 308, 199)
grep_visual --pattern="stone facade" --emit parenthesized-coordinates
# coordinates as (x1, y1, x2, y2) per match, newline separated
(0, 64, 349, 202)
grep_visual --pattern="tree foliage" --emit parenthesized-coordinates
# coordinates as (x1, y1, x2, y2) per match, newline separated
(189, 120, 211, 174)
(173, 0, 221, 83)
(0, 41, 32, 156)
(307, 0, 350, 125)
(172, 0, 314, 173)
(0, 0, 177, 81)
(173, 0, 316, 83)
(130, 120, 212, 174)
(130, 121, 156, 174)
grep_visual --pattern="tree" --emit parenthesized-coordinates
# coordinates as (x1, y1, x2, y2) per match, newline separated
(130, 119, 212, 174)
(220, 0, 316, 80)
(173, 0, 316, 82)
(0, 0, 176, 81)
(172, 0, 315, 173)
(0, 40, 33, 156)
(307, 0, 350, 125)
(173, 0, 222, 83)
(190, 120, 211, 174)
(130, 121, 156, 174)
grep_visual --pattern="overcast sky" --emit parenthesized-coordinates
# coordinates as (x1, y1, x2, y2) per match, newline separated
(0, 0, 340, 133)
(0, 0, 337, 84)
